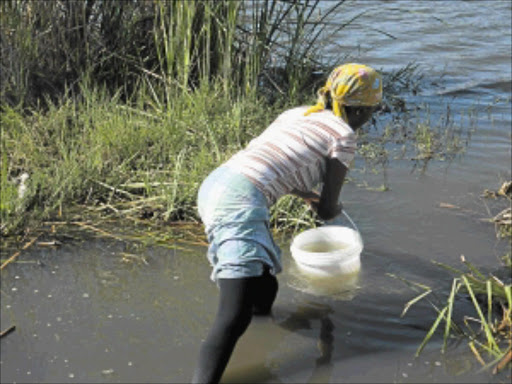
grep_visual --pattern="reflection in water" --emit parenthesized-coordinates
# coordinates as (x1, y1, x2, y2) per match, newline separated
(221, 362, 280, 384)
(223, 301, 336, 384)
(286, 260, 361, 300)
(279, 302, 335, 384)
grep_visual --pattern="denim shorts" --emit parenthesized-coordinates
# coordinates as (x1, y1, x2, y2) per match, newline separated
(197, 166, 282, 282)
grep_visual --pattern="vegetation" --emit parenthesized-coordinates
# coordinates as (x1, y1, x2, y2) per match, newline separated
(0, 0, 485, 237)
(0, 0, 419, 236)
(391, 183, 512, 375)
(391, 255, 511, 375)
(0, 0, 348, 234)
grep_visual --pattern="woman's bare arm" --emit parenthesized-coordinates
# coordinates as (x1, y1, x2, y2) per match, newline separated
(316, 158, 347, 220)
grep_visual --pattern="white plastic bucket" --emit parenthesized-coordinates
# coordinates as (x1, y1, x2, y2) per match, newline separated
(290, 211, 363, 276)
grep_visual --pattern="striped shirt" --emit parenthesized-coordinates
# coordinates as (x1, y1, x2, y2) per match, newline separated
(224, 106, 357, 205)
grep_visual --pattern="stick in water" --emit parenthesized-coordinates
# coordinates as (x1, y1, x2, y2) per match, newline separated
(0, 325, 16, 338)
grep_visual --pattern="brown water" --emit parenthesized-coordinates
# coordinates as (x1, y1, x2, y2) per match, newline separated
(1, 1, 511, 383)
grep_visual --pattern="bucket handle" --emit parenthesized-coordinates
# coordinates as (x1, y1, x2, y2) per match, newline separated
(341, 210, 359, 233)
(342, 210, 364, 246)
(324, 210, 363, 244)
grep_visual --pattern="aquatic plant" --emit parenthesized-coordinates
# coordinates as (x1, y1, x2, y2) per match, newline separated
(390, 256, 512, 376)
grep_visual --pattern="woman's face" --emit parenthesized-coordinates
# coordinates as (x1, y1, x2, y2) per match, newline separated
(345, 106, 378, 130)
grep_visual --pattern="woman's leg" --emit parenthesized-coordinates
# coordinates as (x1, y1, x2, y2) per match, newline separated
(252, 268, 278, 315)
(192, 272, 278, 383)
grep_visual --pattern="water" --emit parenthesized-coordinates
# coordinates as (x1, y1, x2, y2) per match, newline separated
(1, 1, 511, 383)
(300, 241, 349, 253)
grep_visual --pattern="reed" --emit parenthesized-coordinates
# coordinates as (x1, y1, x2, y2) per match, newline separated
(1, 0, 346, 109)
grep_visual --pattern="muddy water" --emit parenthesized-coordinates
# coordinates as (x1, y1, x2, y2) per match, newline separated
(1, 1, 511, 383)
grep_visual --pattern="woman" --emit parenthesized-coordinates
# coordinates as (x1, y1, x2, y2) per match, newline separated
(192, 63, 382, 383)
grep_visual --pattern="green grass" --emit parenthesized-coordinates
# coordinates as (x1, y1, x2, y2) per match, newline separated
(0, 67, 482, 236)
(0, 0, 347, 110)
(0, 80, 325, 236)
(390, 256, 512, 375)
(0, 81, 280, 234)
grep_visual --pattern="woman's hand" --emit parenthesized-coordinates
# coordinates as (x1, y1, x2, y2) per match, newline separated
(291, 189, 325, 216)
(302, 194, 343, 221)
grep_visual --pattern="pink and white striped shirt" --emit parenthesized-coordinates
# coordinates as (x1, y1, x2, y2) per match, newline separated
(224, 106, 357, 205)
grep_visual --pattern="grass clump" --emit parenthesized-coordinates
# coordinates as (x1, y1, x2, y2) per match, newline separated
(0, 82, 278, 235)
(0, 0, 347, 110)
(390, 256, 512, 376)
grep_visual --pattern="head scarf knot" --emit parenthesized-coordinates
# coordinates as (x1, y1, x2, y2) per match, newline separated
(304, 63, 382, 123)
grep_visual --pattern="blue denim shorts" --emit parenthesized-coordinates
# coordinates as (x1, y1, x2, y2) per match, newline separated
(197, 166, 282, 282)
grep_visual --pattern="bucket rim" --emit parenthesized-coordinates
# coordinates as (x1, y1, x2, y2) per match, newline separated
(291, 226, 362, 249)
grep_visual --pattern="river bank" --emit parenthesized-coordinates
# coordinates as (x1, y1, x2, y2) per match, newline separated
(1, 1, 511, 382)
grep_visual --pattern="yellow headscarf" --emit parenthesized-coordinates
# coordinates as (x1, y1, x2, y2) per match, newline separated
(304, 63, 383, 123)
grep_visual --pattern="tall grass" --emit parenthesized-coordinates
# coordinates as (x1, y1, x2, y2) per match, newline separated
(1, 0, 346, 109)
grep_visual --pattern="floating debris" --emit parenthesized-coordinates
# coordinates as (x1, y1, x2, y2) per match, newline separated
(491, 207, 512, 238)
(0, 235, 40, 270)
(0, 325, 16, 338)
(498, 181, 512, 198)
(493, 207, 511, 226)
(101, 369, 115, 376)
(37, 240, 62, 247)
(493, 350, 512, 375)
(482, 180, 512, 199)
